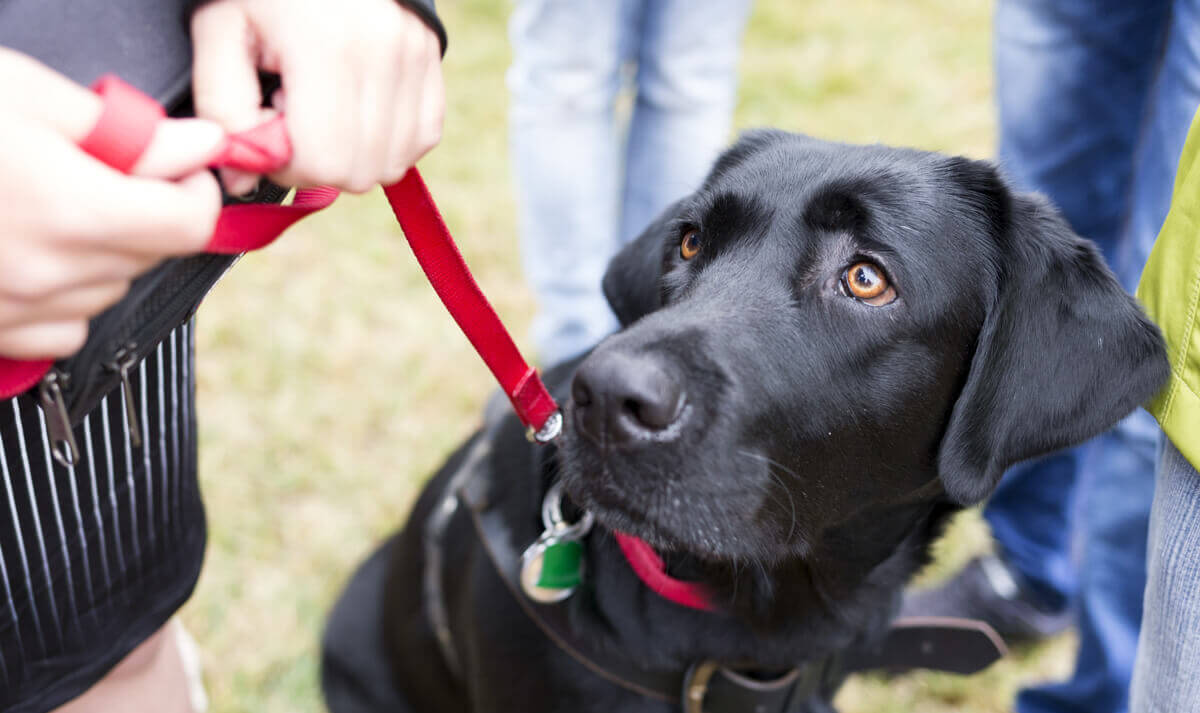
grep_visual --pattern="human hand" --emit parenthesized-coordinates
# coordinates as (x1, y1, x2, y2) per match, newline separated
(0, 48, 224, 360)
(191, 0, 445, 195)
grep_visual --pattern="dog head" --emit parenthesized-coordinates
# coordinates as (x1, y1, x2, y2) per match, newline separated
(557, 130, 1167, 564)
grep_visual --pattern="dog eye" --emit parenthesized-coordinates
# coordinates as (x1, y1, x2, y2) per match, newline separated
(680, 229, 702, 260)
(842, 262, 897, 306)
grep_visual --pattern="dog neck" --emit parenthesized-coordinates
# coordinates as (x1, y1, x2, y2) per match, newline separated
(578, 496, 955, 671)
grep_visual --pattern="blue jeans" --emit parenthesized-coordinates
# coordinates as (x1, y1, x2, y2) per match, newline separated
(1131, 440, 1200, 713)
(508, 0, 753, 365)
(988, 1, 1200, 711)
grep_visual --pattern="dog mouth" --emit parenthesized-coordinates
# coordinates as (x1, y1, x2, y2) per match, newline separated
(556, 449, 752, 560)
(558, 465, 682, 551)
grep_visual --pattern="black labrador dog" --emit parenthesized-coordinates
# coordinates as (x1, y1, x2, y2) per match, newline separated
(321, 130, 1168, 713)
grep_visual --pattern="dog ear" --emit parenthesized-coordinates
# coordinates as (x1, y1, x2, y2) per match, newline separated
(937, 190, 1169, 505)
(602, 201, 682, 327)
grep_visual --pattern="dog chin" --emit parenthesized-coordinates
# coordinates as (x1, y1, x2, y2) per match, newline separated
(557, 459, 777, 562)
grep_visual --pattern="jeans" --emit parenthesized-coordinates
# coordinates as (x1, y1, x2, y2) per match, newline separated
(987, 1, 1200, 711)
(1131, 441, 1200, 713)
(508, 0, 753, 365)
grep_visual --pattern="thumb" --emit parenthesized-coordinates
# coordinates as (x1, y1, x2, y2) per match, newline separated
(191, 1, 264, 194)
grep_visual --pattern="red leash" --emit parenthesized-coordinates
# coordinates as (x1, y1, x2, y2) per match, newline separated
(0, 75, 559, 440)
(0, 75, 713, 611)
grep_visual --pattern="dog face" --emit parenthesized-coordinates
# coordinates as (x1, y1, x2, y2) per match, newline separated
(557, 130, 1167, 564)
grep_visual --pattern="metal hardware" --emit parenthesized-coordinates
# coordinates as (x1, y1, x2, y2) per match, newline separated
(38, 370, 79, 468)
(106, 344, 141, 448)
(520, 481, 595, 603)
(683, 660, 721, 713)
(526, 410, 563, 444)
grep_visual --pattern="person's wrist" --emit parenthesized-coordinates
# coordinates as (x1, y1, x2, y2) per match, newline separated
(183, 0, 446, 56)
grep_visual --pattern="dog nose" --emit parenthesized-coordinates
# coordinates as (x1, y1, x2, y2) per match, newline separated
(571, 350, 685, 445)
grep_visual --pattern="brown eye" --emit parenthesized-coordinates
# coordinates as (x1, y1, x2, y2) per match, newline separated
(843, 262, 896, 306)
(680, 229, 702, 260)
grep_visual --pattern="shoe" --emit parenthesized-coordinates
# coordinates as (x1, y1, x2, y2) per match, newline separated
(900, 554, 1072, 644)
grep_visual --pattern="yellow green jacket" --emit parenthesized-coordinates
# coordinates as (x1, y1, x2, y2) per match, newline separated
(1138, 109, 1200, 469)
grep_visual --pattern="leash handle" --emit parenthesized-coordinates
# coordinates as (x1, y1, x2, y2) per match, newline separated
(1, 76, 562, 441)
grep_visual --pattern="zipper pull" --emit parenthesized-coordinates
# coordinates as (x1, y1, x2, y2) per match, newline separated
(38, 370, 79, 468)
(106, 345, 142, 448)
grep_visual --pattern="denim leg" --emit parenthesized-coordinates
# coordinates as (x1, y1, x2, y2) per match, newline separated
(508, 0, 631, 365)
(1131, 441, 1200, 713)
(1130, 4, 1200, 711)
(987, 0, 1171, 617)
(1018, 410, 1160, 713)
(619, 0, 753, 244)
(994, 1, 1200, 711)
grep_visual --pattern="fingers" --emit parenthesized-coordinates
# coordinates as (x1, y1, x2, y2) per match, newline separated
(191, 0, 265, 195)
(0, 281, 130, 330)
(396, 43, 444, 175)
(131, 118, 227, 179)
(90, 170, 223, 255)
(0, 321, 90, 361)
(0, 49, 221, 361)
(0, 47, 102, 141)
(269, 51, 357, 190)
(244, 0, 444, 192)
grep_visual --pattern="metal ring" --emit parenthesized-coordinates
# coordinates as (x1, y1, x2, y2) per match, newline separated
(541, 482, 595, 540)
(531, 411, 563, 443)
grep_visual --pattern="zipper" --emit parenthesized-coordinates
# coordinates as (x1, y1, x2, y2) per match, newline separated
(37, 369, 79, 468)
(106, 343, 142, 448)
(21, 182, 287, 450)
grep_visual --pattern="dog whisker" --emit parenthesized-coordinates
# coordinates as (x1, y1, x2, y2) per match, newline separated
(736, 449, 800, 547)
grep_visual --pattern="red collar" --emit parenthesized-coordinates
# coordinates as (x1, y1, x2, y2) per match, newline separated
(613, 532, 716, 612)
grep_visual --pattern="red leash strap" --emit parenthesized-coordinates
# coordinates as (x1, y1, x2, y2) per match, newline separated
(0, 76, 560, 442)
(77, 75, 165, 172)
(383, 173, 560, 439)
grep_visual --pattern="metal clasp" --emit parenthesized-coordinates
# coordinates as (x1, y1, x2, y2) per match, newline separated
(526, 410, 563, 444)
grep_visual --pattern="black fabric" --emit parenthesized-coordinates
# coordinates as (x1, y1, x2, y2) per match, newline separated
(0, 323, 207, 713)
(0, 0, 195, 106)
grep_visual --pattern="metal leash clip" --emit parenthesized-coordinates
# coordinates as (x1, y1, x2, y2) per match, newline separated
(520, 481, 594, 603)
(526, 410, 563, 444)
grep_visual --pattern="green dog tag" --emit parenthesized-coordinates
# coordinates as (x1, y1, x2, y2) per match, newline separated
(536, 540, 583, 589)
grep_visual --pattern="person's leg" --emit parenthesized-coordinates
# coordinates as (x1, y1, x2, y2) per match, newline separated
(1004, 0, 1200, 710)
(508, 0, 629, 365)
(52, 620, 203, 713)
(1131, 440, 1200, 713)
(1018, 411, 1159, 713)
(619, 0, 753, 244)
(985, 0, 1171, 630)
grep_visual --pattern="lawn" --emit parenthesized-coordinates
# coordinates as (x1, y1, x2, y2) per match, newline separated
(187, 0, 1076, 710)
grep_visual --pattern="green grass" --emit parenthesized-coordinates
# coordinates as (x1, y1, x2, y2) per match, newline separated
(187, 0, 1074, 710)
